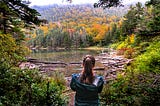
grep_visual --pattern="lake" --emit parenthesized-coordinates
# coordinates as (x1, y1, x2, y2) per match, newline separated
(28, 49, 106, 77)
(29, 49, 101, 63)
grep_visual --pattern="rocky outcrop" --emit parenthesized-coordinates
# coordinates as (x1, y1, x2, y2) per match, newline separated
(96, 49, 133, 81)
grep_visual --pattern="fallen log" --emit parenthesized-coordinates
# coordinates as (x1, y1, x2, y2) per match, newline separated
(27, 58, 68, 65)
(93, 67, 105, 70)
(69, 62, 82, 64)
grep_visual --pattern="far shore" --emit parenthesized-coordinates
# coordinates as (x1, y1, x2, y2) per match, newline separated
(30, 46, 109, 51)
(80, 46, 107, 50)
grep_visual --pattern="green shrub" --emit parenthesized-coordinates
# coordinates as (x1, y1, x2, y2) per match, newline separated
(100, 72, 160, 106)
(0, 68, 68, 106)
(51, 71, 66, 87)
(100, 41, 160, 106)
(134, 41, 160, 73)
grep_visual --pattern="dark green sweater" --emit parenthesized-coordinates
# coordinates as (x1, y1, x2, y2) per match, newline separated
(70, 74, 104, 106)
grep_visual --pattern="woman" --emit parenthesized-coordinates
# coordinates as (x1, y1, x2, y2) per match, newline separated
(70, 55, 104, 106)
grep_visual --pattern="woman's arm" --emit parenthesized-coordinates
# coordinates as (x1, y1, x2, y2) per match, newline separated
(70, 74, 77, 91)
(97, 76, 104, 93)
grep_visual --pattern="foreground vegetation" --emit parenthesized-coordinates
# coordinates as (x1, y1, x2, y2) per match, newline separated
(100, 41, 160, 105)
(0, 0, 160, 105)
(0, 68, 67, 105)
(0, 0, 68, 105)
(99, 1, 160, 105)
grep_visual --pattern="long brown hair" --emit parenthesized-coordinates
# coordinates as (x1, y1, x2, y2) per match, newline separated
(80, 55, 95, 84)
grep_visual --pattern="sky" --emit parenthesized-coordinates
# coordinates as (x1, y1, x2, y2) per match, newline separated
(29, 0, 149, 6)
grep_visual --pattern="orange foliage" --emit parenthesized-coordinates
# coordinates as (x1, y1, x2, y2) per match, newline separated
(87, 24, 110, 42)
(32, 31, 36, 38)
(67, 28, 75, 36)
(118, 19, 123, 27)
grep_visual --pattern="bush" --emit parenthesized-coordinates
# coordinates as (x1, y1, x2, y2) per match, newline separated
(0, 68, 68, 106)
(100, 73, 160, 106)
(100, 41, 160, 106)
(133, 41, 160, 73)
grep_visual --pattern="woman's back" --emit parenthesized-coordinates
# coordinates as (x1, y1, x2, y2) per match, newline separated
(70, 55, 104, 106)
(70, 73, 104, 106)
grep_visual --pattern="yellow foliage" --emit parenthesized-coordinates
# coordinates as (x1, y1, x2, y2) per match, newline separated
(69, 22, 77, 26)
(107, 17, 113, 22)
(118, 19, 123, 27)
(130, 34, 135, 44)
(49, 22, 56, 29)
(0, 34, 16, 53)
(0, 33, 30, 65)
(79, 29, 83, 35)
(78, 23, 86, 28)
(86, 28, 92, 35)
(32, 31, 36, 38)
(39, 25, 49, 35)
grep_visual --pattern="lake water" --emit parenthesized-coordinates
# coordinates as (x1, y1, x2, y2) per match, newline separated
(28, 49, 105, 77)
(29, 49, 101, 63)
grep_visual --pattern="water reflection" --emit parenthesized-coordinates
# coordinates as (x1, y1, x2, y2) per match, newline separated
(28, 49, 105, 77)
(29, 49, 100, 63)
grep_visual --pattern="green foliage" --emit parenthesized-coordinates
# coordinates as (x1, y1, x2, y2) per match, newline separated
(0, 33, 27, 67)
(100, 41, 160, 105)
(0, 1, 68, 106)
(28, 28, 73, 49)
(147, 4, 160, 32)
(101, 2, 160, 102)
(133, 2, 160, 37)
(0, 0, 40, 33)
(50, 71, 67, 88)
(101, 72, 160, 106)
(0, 68, 68, 106)
(133, 41, 160, 74)
(109, 42, 122, 49)
(115, 36, 136, 58)
(121, 3, 144, 36)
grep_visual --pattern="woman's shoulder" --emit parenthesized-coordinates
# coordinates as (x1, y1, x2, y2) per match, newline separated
(93, 75, 104, 86)
(72, 73, 80, 76)
(72, 73, 81, 79)
(94, 75, 104, 80)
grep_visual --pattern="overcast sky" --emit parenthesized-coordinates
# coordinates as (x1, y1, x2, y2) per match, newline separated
(29, 0, 149, 6)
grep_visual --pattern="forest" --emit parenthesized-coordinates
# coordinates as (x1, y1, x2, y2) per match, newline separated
(27, 4, 129, 49)
(0, 0, 160, 105)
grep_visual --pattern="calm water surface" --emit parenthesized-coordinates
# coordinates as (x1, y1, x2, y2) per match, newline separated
(28, 49, 105, 77)
(29, 49, 100, 63)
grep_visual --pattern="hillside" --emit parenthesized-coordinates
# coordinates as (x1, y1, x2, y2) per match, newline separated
(32, 4, 129, 23)
(27, 4, 130, 49)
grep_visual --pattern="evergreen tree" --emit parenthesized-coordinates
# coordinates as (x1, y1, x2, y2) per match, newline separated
(0, 0, 41, 34)
(121, 2, 144, 36)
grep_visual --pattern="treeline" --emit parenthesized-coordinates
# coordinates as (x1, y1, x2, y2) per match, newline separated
(32, 4, 127, 22)
(27, 4, 129, 49)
